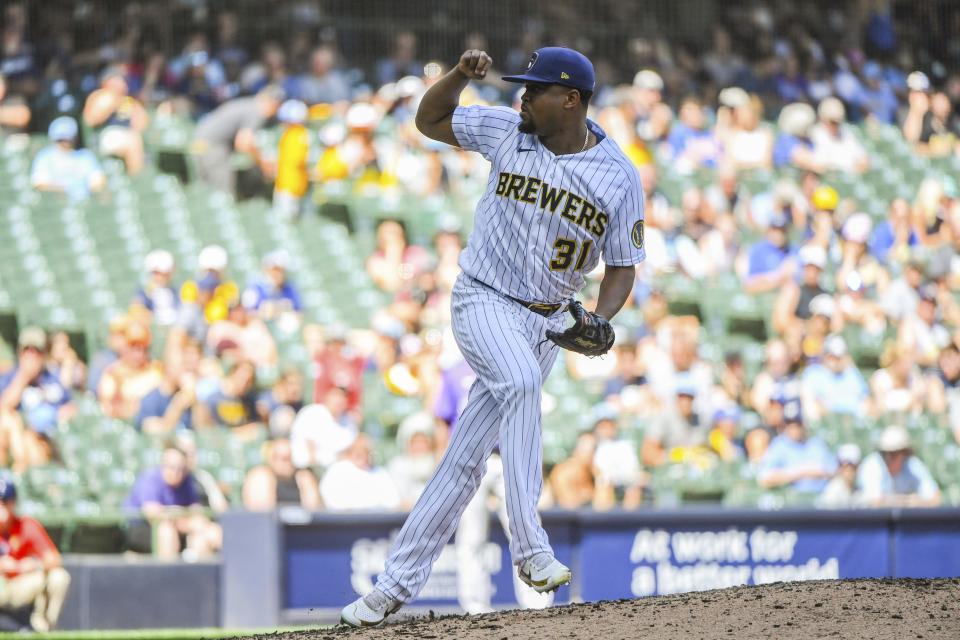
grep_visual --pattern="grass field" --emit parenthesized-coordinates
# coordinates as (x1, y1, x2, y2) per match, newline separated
(0, 627, 320, 640)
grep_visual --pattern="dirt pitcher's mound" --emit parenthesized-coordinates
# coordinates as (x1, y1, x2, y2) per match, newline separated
(250, 578, 960, 640)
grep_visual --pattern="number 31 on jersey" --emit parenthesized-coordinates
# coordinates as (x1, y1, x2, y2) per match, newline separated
(550, 238, 593, 271)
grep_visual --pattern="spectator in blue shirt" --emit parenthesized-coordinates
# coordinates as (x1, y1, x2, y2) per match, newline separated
(133, 250, 180, 328)
(857, 425, 941, 507)
(667, 96, 721, 173)
(744, 213, 795, 294)
(859, 62, 899, 125)
(869, 198, 920, 264)
(757, 402, 837, 493)
(0, 327, 75, 472)
(30, 117, 105, 200)
(241, 250, 302, 324)
(801, 335, 870, 420)
(124, 445, 221, 560)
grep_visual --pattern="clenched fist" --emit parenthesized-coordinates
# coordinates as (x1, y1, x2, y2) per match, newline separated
(457, 49, 492, 80)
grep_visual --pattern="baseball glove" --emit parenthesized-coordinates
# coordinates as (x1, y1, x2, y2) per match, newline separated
(545, 300, 615, 357)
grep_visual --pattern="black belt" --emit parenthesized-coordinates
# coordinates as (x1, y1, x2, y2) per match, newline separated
(507, 296, 564, 317)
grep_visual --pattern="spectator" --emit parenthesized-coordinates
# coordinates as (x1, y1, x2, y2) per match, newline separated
(720, 90, 773, 170)
(81, 66, 148, 174)
(869, 198, 920, 265)
(810, 97, 869, 174)
(751, 339, 802, 414)
(773, 244, 828, 336)
(133, 250, 179, 328)
(757, 404, 837, 493)
(859, 62, 899, 124)
(774, 102, 818, 171)
(0, 479, 70, 632)
(241, 250, 303, 324)
(631, 69, 672, 144)
(376, 31, 421, 86)
(309, 324, 364, 413)
(548, 432, 598, 509)
(666, 95, 722, 173)
(46, 331, 85, 394)
(366, 219, 430, 294)
(272, 100, 311, 221)
(87, 315, 129, 394)
(591, 411, 643, 509)
(97, 322, 162, 421)
(880, 256, 924, 321)
(898, 284, 951, 369)
(818, 444, 863, 508)
(319, 433, 400, 511)
(642, 381, 707, 467)
(870, 345, 928, 416)
(801, 335, 869, 419)
(124, 445, 222, 560)
(744, 212, 795, 294)
(911, 91, 960, 157)
(285, 46, 350, 105)
(928, 343, 960, 442)
(255, 366, 304, 435)
(648, 331, 715, 424)
(195, 360, 262, 440)
(837, 213, 887, 296)
(205, 301, 278, 369)
(0, 328, 76, 473)
(0, 73, 30, 135)
(289, 402, 358, 469)
(387, 412, 438, 510)
(242, 436, 321, 511)
(135, 345, 202, 434)
(857, 425, 941, 507)
(192, 85, 284, 195)
(902, 70, 932, 147)
(707, 406, 745, 462)
(30, 117, 105, 199)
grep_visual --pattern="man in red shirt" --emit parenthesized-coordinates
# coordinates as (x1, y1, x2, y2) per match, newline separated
(0, 479, 70, 631)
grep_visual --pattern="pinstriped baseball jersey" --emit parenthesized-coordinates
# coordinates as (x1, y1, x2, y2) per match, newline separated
(451, 105, 646, 303)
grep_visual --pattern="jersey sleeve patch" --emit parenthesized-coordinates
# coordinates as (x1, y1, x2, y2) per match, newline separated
(631, 220, 644, 249)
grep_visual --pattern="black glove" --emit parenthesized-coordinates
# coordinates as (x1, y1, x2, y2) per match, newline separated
(545, 300, 615, 357)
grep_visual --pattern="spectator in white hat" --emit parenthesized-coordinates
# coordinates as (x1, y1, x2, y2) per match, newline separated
(631, 69, 672, 143)
(801, 334, 869, 420)
(387, 412, 439, 510)
(818, 443, 864, 508)
(857, 425, 941, 507)
(134, 250, 179, 327)
(718, 89, 773, 170)
(837, 212, 887, 295)
(242, 249, 303, 327)
(810, 97, 869, 174)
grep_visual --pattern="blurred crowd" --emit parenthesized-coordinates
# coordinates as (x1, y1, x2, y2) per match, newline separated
(0, 0, 959, 566)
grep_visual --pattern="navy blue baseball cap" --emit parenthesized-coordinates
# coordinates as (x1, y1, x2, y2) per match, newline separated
(503, 47, 595, 93)
(0, 478, 17, 502)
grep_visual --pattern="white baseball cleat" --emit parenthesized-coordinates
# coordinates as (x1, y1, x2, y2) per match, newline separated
(517, 552, 572, 593)
(339, 589, 402, 627)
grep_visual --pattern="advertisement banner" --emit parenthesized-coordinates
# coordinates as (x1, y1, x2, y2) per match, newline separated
(578, 523, 889, 601)
(893, 520, 960, 578)
(283, 516, 574, 610)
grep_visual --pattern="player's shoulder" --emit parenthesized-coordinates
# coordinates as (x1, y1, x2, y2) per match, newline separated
(596, 139, 643, 191)
(457, 104, 521, 127)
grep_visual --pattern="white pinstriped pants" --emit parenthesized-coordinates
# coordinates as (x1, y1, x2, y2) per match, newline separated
(376, 274, 564, 603)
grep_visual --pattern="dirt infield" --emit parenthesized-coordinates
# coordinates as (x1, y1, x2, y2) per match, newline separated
(246, 578, 960, 640)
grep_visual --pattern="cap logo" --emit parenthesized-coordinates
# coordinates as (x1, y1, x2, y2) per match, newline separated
(526, 52, 539, 70)
(560, 72, 570, 80)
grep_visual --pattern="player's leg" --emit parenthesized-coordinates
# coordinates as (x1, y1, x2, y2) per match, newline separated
(374, 378, 501, 603)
